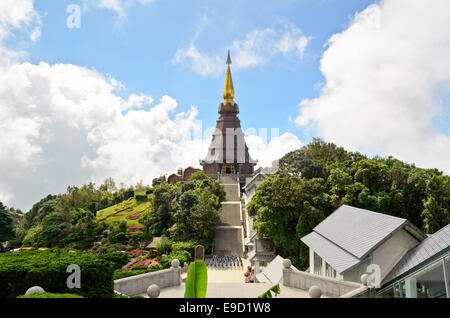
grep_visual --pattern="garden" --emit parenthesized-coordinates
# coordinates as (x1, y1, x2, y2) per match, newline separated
(96, 192, 151, 227)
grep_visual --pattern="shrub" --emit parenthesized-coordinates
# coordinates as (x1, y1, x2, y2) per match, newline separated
(124, 189, 135, 200)
(155, 238, 172, 255)
(161, 250, 190, 268)
(113, 265, 162, 280)
(99, 251, 130, 270)
(171, 239, 213, 255)
(135, 194, 147, 201)
(0, 249, 114, 298)
(17, 292, 84, 298)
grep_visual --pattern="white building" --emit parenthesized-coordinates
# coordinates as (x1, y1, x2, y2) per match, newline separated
(242, 167, 275, 274)
(301, 205, 428, 284)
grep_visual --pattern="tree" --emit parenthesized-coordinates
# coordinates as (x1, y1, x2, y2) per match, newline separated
(0, 202, 14, 243)
(100, 177, 117, 192)
(248, 138, 450, 270)
(248, 176, 305, 266)
(142, 171, 225, 245)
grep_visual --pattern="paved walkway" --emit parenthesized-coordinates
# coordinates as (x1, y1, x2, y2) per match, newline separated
(140, 259, 318, 298)
(143, 282, 313, 298)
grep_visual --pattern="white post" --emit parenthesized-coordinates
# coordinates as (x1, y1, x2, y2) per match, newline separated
(405, 277, 417, 298)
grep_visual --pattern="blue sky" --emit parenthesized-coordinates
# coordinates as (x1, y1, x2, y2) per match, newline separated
(0, 0, 449, 210)
(29, 0, 375, 140)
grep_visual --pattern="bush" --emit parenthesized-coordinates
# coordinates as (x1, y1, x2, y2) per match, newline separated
(113, 265, 162, 280)
(99, 251, 130, 270)
(148, 263, 162, 271)
(17, 292, 84, 298)
(0, 249, 114, 298)
(161, 250, 190, 268)
(145, 189, 153, 195)
(155, 238, 172, 255)
(171, 239, 213, 255)
(135, 194, 147, 201)
(124, 189, 135, 200)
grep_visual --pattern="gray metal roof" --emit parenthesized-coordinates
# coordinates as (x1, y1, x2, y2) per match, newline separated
(314, 205, 407, 259)
(382, 224, 450, 285)
(301, 231, 362, 274)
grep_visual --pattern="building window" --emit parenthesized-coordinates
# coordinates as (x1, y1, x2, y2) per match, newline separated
(314, 252, 322, 275)
(325, 262, 336, 278)
(414, 259, 447, 298)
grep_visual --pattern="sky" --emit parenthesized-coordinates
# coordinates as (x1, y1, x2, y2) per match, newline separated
(0, 0, 449, 211)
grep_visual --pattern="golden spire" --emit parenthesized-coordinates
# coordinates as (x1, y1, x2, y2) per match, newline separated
(223, 49, 235, 105)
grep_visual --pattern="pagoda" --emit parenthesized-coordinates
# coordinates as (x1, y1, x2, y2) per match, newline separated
(200, 50, 257, 185)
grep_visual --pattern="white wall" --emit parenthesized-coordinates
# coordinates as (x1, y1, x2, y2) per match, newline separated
(309, 228, 420, 284)
(343, 228, 419, 283)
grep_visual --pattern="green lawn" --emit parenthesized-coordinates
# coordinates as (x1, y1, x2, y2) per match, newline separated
(96, 193, 151, 227)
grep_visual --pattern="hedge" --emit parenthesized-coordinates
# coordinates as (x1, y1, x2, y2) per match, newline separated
(0, 249, 115, 298)
(161, 250, 190, 268)
(99, 251, 130, 270)
(135, 194, 148, 201)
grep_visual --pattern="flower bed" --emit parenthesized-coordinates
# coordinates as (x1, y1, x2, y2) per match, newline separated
(126, 249, 144, 254)
(128, 226, 144, 230)
(121, 258, 138, 271)
(125, 210, 144, 220)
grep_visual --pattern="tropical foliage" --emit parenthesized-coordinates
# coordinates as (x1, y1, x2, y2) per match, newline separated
(0, 249, 115, 298)
(249, 138, 449, 269)
(184, 260, 208, 298)
(141, 171, 225, 246)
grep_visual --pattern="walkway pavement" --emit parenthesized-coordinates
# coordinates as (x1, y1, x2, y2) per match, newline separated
(143, 282, 313, 298)
(140, 259, 318, 298)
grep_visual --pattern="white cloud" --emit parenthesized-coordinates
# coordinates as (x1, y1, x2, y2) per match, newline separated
(172, 44, 223, 77)
(0, 62, 201, 210)
(0, 0, 40, 42)
(0, 59, 299, 210)
(97, 0, 155, 20)
(173, 22, 310, 76)
(246, 132, 303, 168)
(0, 0, 41, 65)
(0, 1, 303, 212)
(296, 0, 450, 174)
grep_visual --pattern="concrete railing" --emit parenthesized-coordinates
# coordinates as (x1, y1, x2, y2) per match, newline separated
(114, 266, 181, 297)
(282, 268, 363, 298)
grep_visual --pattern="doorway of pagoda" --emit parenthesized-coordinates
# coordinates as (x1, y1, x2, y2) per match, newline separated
(221, 164, 235, 175)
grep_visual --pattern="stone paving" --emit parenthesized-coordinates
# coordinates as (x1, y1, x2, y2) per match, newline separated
(140, 259, 318, 298)
(152, 282, 313, 298)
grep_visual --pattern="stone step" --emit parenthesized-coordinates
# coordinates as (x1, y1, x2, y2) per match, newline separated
(213, 226, 244, 256)
(223, 184, 240, 201)
(219, 202, 242, 226)
(220, 175, 238, 184)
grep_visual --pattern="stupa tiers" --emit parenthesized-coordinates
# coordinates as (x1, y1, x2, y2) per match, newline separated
(200, 50, 257, 185)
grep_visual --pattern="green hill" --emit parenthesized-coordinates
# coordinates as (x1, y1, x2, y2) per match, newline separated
(96, 192, 151, 229)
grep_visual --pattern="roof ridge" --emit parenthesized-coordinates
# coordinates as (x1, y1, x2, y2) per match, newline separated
(339, 204, 407, 222)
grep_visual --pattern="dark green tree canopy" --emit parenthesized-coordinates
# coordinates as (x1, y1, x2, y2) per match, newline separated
(0, 202, 15, 243)
(250, 138, 449, 269)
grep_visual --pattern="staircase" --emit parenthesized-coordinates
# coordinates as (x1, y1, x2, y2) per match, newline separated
(212, 175, 245, 256)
